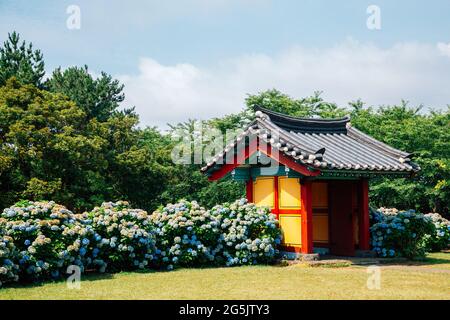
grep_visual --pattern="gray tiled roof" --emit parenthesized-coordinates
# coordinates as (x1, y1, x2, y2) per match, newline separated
(201, 107, 420, 174)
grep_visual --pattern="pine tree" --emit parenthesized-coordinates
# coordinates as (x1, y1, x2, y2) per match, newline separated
(47, 65, 129, 121)
(0, 31, 45, 87)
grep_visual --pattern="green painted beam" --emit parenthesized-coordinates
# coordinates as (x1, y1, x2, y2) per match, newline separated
(228, 165, 305, 181)
(250, 166, 303, 178)
(211, 164, 410, 181)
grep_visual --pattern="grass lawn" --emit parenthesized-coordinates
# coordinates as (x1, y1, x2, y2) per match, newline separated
(1, 252, 449, 300)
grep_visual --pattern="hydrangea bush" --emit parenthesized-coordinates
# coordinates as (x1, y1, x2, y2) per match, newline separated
(86, 201, 158, 272)
(370, 208, 435, 258)
(0, 198, 281, 286)
(0, 201, 96, 282)
(150, 200, 222, 269)
(210, 199, 281, 266)
(424, 213, 450, 252)
(150, 199, 281, 269)
(0, 235, 19, 287)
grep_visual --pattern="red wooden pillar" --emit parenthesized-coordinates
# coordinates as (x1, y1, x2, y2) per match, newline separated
(246, 178, 253, 203)
(359, 179, 370, 250)
(301, 180, 313, 254)
(273, 176, 279, 217)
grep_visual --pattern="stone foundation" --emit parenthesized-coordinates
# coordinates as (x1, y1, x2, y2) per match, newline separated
(355, 250, 376, 258)
(281, 251, 320, 261)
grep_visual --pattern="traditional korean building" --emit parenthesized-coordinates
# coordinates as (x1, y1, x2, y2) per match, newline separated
(201, 107, 420, 258)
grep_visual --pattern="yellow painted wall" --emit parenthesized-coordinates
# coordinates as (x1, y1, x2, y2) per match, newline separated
(278, 177, 301, 209)
(253, 177, 275, 208)
(279, 215, 302, 246)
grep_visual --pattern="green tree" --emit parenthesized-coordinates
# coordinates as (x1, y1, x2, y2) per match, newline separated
(104, 122, 173, 210)
(0, 32, 45, 87)
(0, 78, 170, 212)
(0, 78, 106, 209)
(46, 65, 130, 121)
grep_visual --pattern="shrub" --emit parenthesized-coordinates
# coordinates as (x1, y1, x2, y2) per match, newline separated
(150, 199, 281, 269)
(0, 235, 20, 287)
(150, 200, 222, 269)
(210, 199, 281, 266)
(86, 201, 158, 272)
(0, 198, 282, 286)
(424, 213, 450, 252)
(0, 200, 96, 281)
(370, 208, 435, 259)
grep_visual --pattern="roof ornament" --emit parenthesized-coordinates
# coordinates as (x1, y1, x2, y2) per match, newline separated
(314, 147, 326, 160)
(399, 157, 411, 163)
(255, 110, 269, 121)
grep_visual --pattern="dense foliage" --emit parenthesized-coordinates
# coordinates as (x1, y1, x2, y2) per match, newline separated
(0, 78, 170, 212)
(0, 199, 281, 287)
(369, 207, 449, 259)
(0, 79, 103, 209)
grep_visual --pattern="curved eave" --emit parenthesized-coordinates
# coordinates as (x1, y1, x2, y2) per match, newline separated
(253, 105, 350, 133)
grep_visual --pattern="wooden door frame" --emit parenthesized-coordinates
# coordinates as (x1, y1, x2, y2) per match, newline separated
(328, 180, 356, 256)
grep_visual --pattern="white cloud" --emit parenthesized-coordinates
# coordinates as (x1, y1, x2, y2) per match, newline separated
(437, 42, 450, 58)
(118, 40, 450, 128)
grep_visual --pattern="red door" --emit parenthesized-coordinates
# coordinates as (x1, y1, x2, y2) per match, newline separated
(329, 181, 355, 256)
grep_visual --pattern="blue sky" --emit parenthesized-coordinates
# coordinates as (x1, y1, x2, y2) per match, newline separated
(1, 0, 450, 127)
